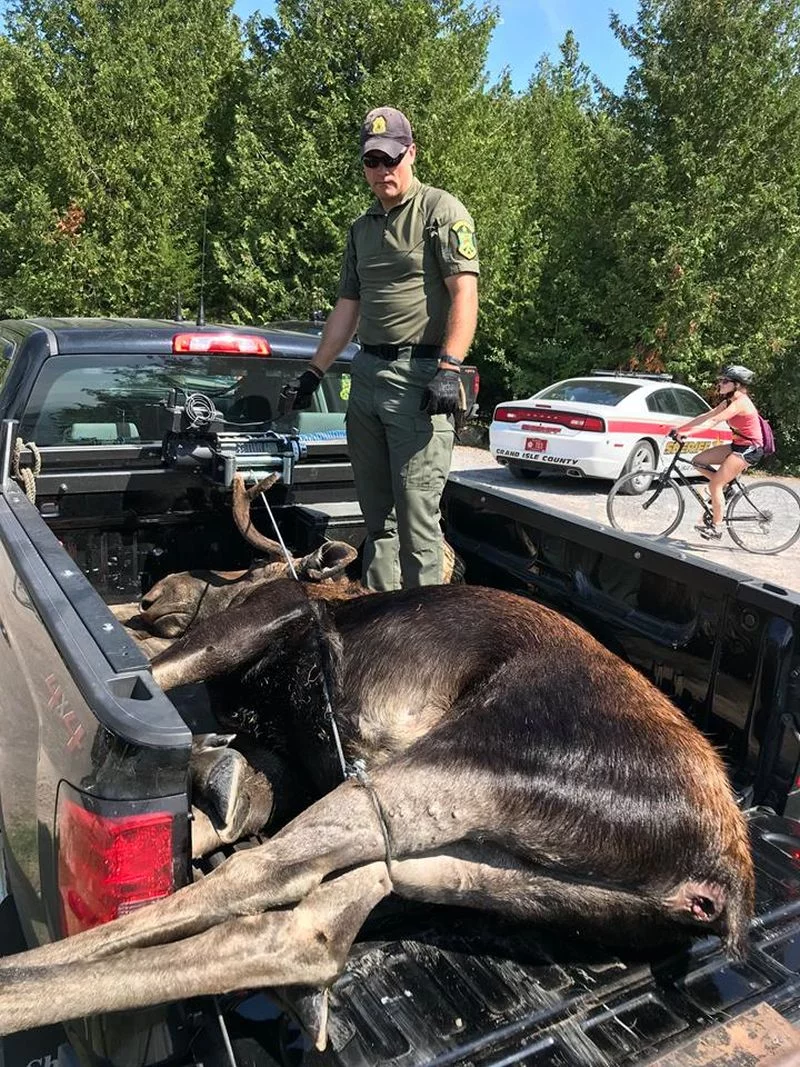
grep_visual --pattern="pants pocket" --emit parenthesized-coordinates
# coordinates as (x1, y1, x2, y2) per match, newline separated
(401, 416, 453, 490)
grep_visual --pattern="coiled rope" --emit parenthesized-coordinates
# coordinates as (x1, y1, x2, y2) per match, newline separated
(12, 438, 42, 503)
(184, 392, 217, 428)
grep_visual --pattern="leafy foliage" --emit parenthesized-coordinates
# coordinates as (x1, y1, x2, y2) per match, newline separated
(209, 0, 497, 324)
(0, 0, 241, 317)
(1, 0, 800, 466)
(599, 0, 800, 460)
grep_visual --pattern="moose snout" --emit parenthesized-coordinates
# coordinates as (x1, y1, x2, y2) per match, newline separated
(140, 588, 161, 611)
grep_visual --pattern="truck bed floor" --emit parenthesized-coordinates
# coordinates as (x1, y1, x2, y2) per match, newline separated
(231, 809, 800, 1067)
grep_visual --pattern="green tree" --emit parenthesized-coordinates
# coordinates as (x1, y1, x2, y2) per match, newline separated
(450, 32, 619, 410)
(602, 0, 800, 461)
(507, 34, 618, 396)
(492, 2, 800, 468)
(0, 0, 242, 318)
(210, 0, 498, 324)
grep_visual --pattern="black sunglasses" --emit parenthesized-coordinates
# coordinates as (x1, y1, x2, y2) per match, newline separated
(362, 149, 407, 170)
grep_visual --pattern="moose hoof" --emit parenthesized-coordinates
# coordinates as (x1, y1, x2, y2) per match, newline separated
(190, 741, 276, 853)
(274, 986, 329, 1052)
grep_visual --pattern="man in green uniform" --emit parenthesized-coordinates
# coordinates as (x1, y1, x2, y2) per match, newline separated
(280, 106, 479, 590)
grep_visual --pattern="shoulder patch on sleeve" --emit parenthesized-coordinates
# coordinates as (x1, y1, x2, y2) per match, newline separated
(451, 219, 477, 260)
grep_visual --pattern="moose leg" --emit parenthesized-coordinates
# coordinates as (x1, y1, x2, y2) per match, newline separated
(0, 862, 391, 1037)
(390, 844, 668, 934)
(0, 780, 390, 971)
(0, 756, 491, 974)
(0, 753, 737, 976)
(0, 762, 549, 973)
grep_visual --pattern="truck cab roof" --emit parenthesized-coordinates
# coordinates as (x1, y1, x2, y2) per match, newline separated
(0, 316, 359, 361)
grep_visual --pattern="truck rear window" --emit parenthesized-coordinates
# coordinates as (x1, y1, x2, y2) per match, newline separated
(18, 354, 351, 446)
(0, 337, 14, 387)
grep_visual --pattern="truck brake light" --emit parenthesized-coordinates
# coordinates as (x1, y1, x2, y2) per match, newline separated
(172, 332, 271, 355)
(57, 793, 176, 936)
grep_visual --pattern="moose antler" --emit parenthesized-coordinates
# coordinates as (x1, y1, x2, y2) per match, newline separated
(231, 473, 285, 556)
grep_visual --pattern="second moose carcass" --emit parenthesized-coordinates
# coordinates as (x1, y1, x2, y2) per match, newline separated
(0, 578, 754, 1047)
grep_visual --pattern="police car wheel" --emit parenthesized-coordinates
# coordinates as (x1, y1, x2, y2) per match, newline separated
(618, 440, 657, 494)
(508, 461, 541, 481)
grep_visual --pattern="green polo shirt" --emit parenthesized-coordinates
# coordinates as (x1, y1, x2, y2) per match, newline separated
(338, 178, 479, 347)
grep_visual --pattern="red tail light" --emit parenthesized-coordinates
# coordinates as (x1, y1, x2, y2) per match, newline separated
(57, 792, 177, 936)
(472, 370, 480, 398)
(494, 406, 605, 433)
(172, 332, 271, 355)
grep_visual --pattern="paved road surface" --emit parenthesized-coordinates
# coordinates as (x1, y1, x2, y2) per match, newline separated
(451, 446, 800, 594)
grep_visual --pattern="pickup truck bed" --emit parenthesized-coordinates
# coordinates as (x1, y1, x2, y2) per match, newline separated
(5, 758, 800, 1066)
(296, 808, 800, 1067)
(190, 471, 800, 1066)
(5, 477, 800, 1066)
(218, 473, 800, 1067)
(3, 318, 800, 1067)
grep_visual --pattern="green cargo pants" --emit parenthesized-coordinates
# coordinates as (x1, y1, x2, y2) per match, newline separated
(346, 348, 454, 591)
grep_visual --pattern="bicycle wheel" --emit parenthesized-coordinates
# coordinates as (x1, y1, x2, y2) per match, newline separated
(607, 469, 685, 538)
(726, 481, 800, 554)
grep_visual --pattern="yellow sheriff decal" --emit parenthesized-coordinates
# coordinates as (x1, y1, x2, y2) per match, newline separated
(665, 435, 725, 454)
(372, 116, 387, 134)
(451, 220, 477, 260)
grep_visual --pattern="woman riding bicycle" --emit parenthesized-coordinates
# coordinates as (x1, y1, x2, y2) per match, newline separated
(673, 364, 765, 541)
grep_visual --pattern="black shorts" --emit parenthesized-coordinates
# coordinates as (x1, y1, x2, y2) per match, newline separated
(731, 443, 764, 466)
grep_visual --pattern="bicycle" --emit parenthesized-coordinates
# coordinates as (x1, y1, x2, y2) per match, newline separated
(606, 433, 800, 554)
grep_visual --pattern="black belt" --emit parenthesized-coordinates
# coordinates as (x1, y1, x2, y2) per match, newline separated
(362, 343, 441, 360)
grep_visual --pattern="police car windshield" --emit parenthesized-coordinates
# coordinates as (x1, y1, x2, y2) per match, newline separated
(19, 353, 351, 446)
(537, 380, 640, 406)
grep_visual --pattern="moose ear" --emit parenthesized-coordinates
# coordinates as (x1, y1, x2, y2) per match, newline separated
(296, 541, 358, 582)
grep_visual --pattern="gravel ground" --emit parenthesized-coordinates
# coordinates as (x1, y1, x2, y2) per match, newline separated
(450, 445, 800, 594)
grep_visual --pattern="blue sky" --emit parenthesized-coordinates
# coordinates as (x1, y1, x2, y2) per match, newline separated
(232, 0, 642, 93)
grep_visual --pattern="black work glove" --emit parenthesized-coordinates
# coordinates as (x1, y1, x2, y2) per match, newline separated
(420, 368, 461, 416)
(278, 368, 322, 415)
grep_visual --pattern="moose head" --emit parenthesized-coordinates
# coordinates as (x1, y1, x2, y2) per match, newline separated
(140, 473, 360, 637)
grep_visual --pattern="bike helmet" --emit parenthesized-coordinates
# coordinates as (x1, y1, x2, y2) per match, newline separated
(717, 364, 754, 385)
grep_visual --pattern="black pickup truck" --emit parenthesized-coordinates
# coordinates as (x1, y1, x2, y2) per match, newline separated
(1, 317, 800, 1067)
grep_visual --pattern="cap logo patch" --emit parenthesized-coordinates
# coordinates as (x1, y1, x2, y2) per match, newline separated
(371, 116, 387, 134)
(452, 220, 477, 260)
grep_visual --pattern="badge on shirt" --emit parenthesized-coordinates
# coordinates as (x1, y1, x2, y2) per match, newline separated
(451, 220, 477, 260)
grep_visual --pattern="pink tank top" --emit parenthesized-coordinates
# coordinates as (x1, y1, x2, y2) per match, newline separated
(728, 408, 762, 445)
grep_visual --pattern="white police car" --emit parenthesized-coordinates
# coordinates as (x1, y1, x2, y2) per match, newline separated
(490, 371, 729, 487)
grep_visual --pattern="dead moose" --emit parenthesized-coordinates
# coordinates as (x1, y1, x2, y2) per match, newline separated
(0, 566, 754, 1046)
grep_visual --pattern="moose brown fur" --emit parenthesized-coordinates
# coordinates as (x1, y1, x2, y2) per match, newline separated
(0, 578, 753, 1045)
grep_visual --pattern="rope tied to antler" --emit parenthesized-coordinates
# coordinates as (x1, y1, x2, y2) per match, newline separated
(12, 438, 42, 503)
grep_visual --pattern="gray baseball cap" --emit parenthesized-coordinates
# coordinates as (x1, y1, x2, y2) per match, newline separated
(360, 107, 413, 157)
